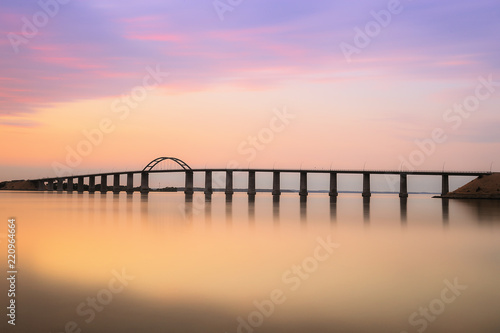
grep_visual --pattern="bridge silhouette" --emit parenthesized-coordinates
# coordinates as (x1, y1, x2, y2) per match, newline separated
(30, 157, 492, 198)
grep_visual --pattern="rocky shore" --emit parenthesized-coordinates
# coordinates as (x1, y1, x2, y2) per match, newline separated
(440, 173, 500, 199)
(0, 180, 38, 191)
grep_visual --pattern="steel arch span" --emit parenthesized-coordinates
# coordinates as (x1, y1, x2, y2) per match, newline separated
(142, 157, 192, 172)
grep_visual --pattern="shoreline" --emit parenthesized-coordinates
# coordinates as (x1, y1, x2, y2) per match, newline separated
(438, 173, 500, 200)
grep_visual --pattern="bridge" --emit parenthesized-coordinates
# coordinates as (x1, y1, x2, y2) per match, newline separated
(29, 157, 492, 198)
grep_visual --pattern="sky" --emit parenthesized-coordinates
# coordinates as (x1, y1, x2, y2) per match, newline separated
(1, 0, 500, 182)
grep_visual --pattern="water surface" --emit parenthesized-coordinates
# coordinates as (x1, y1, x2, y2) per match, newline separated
(1, 191, 499, 333)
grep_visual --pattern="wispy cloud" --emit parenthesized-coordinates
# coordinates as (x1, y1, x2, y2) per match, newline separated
(0, 0, 499, 123)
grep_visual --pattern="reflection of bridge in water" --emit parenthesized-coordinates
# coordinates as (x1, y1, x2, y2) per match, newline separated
(31, 157, 491, 198)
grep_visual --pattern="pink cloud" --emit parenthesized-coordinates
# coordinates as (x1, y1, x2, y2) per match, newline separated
(124, 33, 185, 42)
(119, 15, 164, 24)
(88, 70, 137, 79)
(0, 11, 23, 26)
(435, 59, 477, 67)
(0, 119, 39, 128)
(207, 24, 293, 42)
(38, 56, 106, 70)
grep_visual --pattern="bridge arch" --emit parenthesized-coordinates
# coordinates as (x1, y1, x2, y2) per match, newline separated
(142, 157, 192, 172)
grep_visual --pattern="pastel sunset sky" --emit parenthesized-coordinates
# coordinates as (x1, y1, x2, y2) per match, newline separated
(1, 0, 499, 181)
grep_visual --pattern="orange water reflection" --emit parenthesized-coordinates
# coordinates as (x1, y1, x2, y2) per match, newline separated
(1, 192, 499, 333)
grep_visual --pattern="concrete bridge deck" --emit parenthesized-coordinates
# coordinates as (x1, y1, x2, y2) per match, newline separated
(27, 157, 491, 198)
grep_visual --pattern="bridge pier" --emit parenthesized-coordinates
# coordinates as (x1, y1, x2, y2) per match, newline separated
(140, 172, 149, 194)
(67, 177, 74, 193)
(330, 196, 337, 221)
(89, 176, 96, 193)
(100, 175, 108, 194)
(126, 173, 134, 194)
(362, 173, 371, 197)
(442, 198, 449, 226)
(26, 163, 488, 201)
(77, 177, 84, 193)
(273, 193, 281, 204)
(113, 174, 121, 194)
(400, 197, 408, 225)
(363, 197, 370, 223)
(299, 171, 308, 197)
(399, 173, 408, 198)
(329, 172, 338, 197)
(184, 171, 194, 195)
(204, 171, 213, 195)
(441, 175, 449, 196)
(57, 178, 64, 192)
(225, 171, 234, 195)
(300, 198, 307, 222)
(272, 171, 281, 196)
(248, 171, 256, 196)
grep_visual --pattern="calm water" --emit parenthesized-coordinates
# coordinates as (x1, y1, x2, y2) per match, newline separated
(1, 191, 500, 333)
